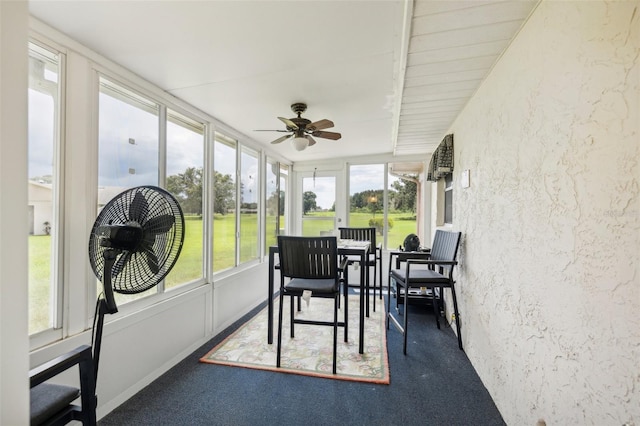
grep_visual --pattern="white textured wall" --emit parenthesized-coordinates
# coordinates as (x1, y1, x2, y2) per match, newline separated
(450, 1, 639, 424)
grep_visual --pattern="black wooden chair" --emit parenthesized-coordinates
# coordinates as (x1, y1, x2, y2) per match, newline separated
(276, 236, 349, 374)
(387, 230, 462, 354)
(30, 345, 97, 425)
(338, 227, 382, 311)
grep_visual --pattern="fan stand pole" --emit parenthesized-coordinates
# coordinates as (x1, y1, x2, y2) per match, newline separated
(92, 249, 120, 383)
(92, 299, 108, 383)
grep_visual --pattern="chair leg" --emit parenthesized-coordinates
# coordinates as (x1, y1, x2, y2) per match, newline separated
(343, 276, 349, 342)
(386, 275, 391, 330)
(333, 296, 338, 374)
(372, 262, 376, 313)
(364, 261, 370, 318)
(402, 282, 409, 355)
(434, 287, 441, 329)
(290, 295, 295, 338)
(276, 293, 284, 368)
(450, 285, 463, 350)
(378, 258, 383, 300)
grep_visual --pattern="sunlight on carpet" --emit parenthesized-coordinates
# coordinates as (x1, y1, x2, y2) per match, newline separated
(200, 295, 389, 384)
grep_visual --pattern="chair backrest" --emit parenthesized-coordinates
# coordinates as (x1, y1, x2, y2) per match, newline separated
(429, 230, 462, 275)
(277, 236, 339, 280)
(338, 227, 376, 248)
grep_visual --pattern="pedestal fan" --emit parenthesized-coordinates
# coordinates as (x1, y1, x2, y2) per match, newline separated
(29, 185, 184, 425)
(88, 185, 185, 380)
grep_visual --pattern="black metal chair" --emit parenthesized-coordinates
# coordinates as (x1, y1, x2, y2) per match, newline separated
(338, 227, 382, 311)
(387, 230, 462, 354)
(30, 345, 97, 425)
(276, 236, 349, 374)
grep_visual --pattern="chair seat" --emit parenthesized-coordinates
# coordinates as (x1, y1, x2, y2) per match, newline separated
(390, 268, 451, 286)
(285, 278, 337, 294)
(30, 382, 80, 426)
(343, 254, 376, 263)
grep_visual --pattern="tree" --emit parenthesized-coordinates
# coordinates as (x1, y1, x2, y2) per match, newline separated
(166, 167, 202, 215)
(390, 177, 417, 212)
(303, 191, 317, 214)
(213, 171, 235, 215)
(349, 189, 383, 212)
(267, 190, 284, 216)
(166, 167, 236, 215)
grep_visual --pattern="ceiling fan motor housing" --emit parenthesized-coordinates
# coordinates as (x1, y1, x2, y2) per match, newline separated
(291, 102, 307, 115)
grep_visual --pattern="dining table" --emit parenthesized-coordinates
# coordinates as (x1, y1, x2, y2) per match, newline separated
(267, 239, 371, 354)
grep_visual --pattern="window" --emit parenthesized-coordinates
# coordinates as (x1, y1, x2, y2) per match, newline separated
(265, 158, 287, 250)
(239, 146, 259, 263)
(28, 42, 62, 335)
(98, 78, 210, 301)
(301, 175, 335, 236)
(165, 109, 205, 288)
(388, 171, 418, 250)
(213, 134, 237, 272)
(348, 163, 384, 232)
(98, 77, 161, 305)
(444, 173, 453, 224)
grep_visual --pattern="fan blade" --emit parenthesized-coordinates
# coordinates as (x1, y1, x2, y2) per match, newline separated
(254, 129, 289, 132)
(278, 117, 298, 130)
(111, 251, 132, 278)
(143, 246, 160, 274)
(129, 191, 149, 224)
(143, 214, 175, 235)
(312, 130, 342, 140)
(270, 134, 293, 144)
(306, 119, 334, 132)
(306, 135, 317, 146)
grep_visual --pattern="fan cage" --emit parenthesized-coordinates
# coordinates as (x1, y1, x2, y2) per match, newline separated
(89, 186, 185, 295)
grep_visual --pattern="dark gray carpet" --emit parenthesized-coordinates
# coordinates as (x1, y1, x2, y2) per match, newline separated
(99, 293, 504, 426)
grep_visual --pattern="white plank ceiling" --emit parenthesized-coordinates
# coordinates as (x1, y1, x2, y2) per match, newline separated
(29, 0, 538, 163)
(395, 0, 538, 156)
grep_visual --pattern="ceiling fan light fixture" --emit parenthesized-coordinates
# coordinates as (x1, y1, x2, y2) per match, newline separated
(292, 136, 309, 151)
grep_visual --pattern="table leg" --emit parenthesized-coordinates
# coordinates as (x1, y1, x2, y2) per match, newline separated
(268, 246, 275, 344)
(359, 251, 365, 354)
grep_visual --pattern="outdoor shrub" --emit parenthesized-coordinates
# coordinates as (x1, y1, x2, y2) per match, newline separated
(368, 217, 393, 234)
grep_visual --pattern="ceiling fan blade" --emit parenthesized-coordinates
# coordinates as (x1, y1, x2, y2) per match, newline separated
(271, 134, 293, 144)
(278, 117, 298, 130)
(312, 130, 341, 140)
(254, 129, 288, 132)
(306, 119, 334, 132)
(306, 135, 317, 146)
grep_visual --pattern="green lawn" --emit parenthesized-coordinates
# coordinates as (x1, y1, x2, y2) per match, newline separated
(301, 211, 416, 249)
(28, 211, 416, 333)
(29, 235, 52, 334)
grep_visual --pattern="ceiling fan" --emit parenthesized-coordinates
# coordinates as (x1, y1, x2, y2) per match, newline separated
(256, 103, 342, 151)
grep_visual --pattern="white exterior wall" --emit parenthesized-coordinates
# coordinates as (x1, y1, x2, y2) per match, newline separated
(28, 182, 52, 235)
(449, 1, 639, 424)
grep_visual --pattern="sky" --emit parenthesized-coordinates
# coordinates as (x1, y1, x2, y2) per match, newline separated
(302, 164, 401, 211)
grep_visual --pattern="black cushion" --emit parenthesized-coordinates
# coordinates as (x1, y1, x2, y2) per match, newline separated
(30, 382, 80, 426)
(285, 278, 337, 294)
(390, 268, 451, 285)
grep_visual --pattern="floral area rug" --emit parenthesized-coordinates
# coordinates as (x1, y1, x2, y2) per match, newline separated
(200, 294, 389, 384)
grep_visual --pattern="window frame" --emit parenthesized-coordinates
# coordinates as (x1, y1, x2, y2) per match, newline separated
(27, 39, 65, 347)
